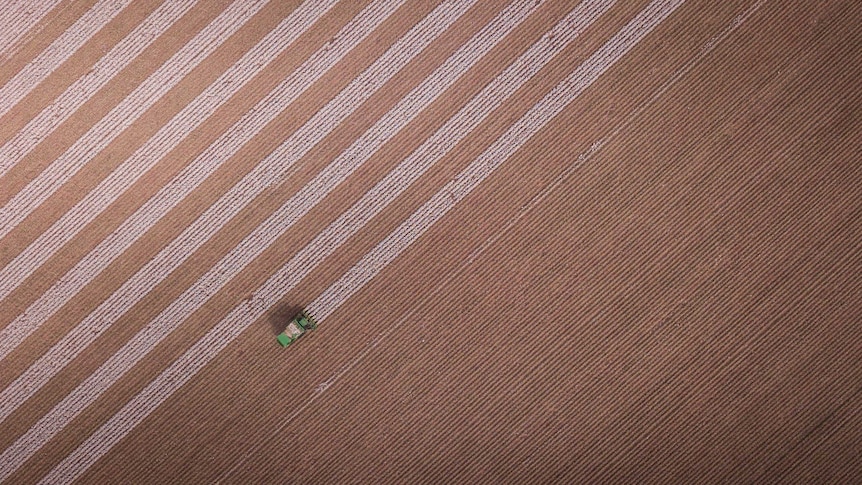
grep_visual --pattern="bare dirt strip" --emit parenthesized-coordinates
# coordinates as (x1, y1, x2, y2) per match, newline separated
(0, 0, 860, 483)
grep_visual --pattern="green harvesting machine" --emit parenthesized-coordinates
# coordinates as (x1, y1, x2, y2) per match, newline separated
(277, 309, 317, 347)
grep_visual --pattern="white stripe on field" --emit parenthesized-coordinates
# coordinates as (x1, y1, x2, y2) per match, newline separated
(0, 0, 269, 240)
(0, 0, 63, 60)
(0, 0, 562, 478)
(0, 0, 132, 138)
(40, 0, 645, 480)
(0, 0, 462, 425)
(0, 0, 339, 350)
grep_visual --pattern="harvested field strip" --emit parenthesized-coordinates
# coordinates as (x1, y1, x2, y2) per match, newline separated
(765, 377, 862, 483)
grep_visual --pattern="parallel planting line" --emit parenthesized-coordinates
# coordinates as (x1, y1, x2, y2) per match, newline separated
(0, 0, 337, 317)
(34, 0, 628, 481)
(0, 0, 198, 183)
(0, 0, 132, 135)
(0, 0, 559, 477)
(0, 0, 476, 429)
(0, 0, 269, 239)
(0, 0, 63, 60)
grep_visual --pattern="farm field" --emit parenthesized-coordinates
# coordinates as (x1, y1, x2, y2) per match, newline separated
(0, 0, 860, 483)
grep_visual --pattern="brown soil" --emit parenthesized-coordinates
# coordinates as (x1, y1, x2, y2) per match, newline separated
(0, 0, 859, 483)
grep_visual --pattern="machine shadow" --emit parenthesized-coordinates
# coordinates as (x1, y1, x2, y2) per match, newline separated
(266, 302, 303, 336)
